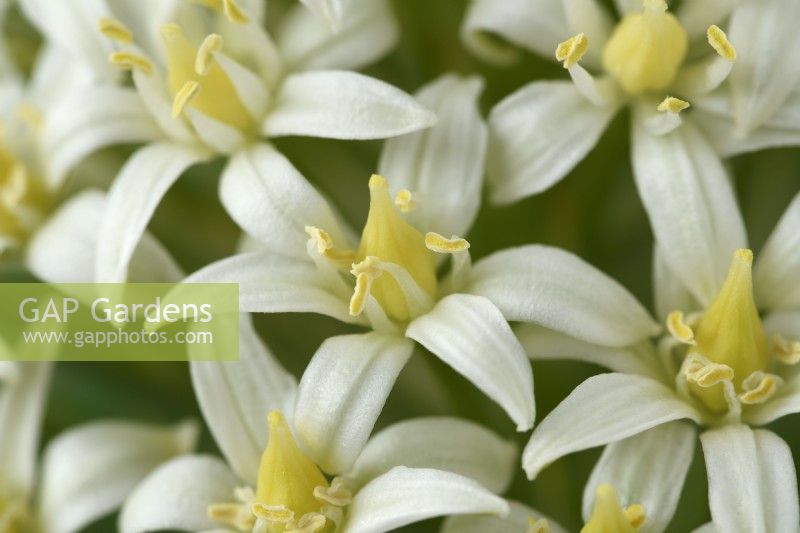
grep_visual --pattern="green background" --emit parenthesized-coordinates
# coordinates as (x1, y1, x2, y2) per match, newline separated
(2, 0, 799, 531)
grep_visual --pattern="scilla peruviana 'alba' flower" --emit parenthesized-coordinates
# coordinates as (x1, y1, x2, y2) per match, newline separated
(119, 314, 514, 533)
(18, 0, 434, 283)
(176, 75, 536, 449)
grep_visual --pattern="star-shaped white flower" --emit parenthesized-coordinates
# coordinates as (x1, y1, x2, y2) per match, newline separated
(177, 75, 536, 448)
(18, 0, 435, 284)
(119, 314, 513, 533)
(0, 361, 197, 533)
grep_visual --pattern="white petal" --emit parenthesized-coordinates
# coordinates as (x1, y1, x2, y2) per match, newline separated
(516, 324, 664, 379)
(701, 425, 799, 533)
(522, 373, 701, 479)
(677, 0, 739, 41)
(186, 108, 247, 154)
(631, 111, 747, 306)
(693, 524, 720, 533)
(378, 74, 486, 237)
(442, 500, 568, 533)
(38, 419, 199, 533)
(294, 332, 414, 474)
(672, 54, 735, 98)
(653, 244, 700, 321)
(278, 0, 397, 71)
(406, 294, 535, 431)
(263, 70, 436, 140)
(583, 422, 697, 533)
(190, 315, 297, 485)
(104, 0, 180, 59)
(343, 466, 508, 533)
(487, 81, 617, 203)
(728, 0, 800, 134)
(468, 245, 660, 347)
(460, 0, 567, 65)
(561, 0, 614, 59)
(182, 251, 355, 323)
(119, 455, 238, 533)
(131, 68, 195, 143)
(42, 86, 162, 187)
(346, 417, 516, 494)
(744, 369, 800, 425)
(0, 362, 51, 499)
(613, 0, 643, 15)
(299, 0, 349, 32)
(96, 142, 211, 282)
(219, 143, 353, 257)
(754, 192, 800, 311)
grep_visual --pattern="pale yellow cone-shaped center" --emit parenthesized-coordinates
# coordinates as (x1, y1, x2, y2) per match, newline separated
(690, 249, 770, 412)
(161, 24, 252, 129)
(356, 174, 437, 322)
(256, 411, 328, 529)
(581, 485, 644, 533)
(602, 0, 688, 95)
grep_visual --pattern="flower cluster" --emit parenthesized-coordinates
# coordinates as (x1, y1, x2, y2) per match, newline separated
(0, 0, 799, 532)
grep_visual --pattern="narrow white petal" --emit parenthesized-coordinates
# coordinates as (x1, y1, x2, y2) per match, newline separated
(406, 294, 535, 430)
(631, 111, 747, 306)
(0, 362, 51, 499)
(672, 54, 735, 98)
(96, 142, 211, 283)
(583, 422, 696, 533)
(278, 0, 397, 71)
(294, 332, 414, 474)
(728, 0, 800, 134)
(653, 244, 699, 322)
(754, 192, 800, 311)
(347, 417, 516, 493)
(119, 455, 238, 533)
(522, 373, 701, 480)
(677, 0, 739, 41)
(488, 81, 617, 203)
(299, 0, 349, 32)
(378, 74, 486, 237)
(26, 190, 182, 283)
(701, 425, 799, 533)
(442, 500, 568, 533)
(263, 70, 436, 140)
(219, 143, 353, 257)
(42, 86, 162, 187)
(186, 108, 247, 154)
(343, 466, 508, 533)
(460, 0, 567, 65)
(692, 524, 719, 533)
(190, 315, 297, 486)
(38, 419, 199, 533)
(468, 245, 660, 347)
(516, 324, 664, 379)
(182, 251, 355, 323)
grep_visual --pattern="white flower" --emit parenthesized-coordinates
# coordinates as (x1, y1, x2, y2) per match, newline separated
(500, 186, 800, 531)
(18, 0, 434, 283)
(463, 0, 800, 206)
(119, 314, 513, 533)
(0, 362, 198, 533)
(177, 74, 536, 446)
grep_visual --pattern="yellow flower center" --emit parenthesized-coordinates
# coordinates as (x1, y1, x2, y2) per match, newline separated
(0, 495, 32, 533)
(0, 140, 46, 249)
(161, 23, 252, 130)
(602, 0, 688, 95)
(687, 249, 770, 412)
(581, 485, 645, 533)
(354, 175, 437, 322)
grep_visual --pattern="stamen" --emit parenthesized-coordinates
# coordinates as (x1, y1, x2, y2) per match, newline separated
(208, 502, 256, 530)
(251, 503, 294, 523)
(657, 96, 690, 114)
(527, 516, 551, 533)
(394, 189, 416, 212)
(98, 17, 133, 43)
(313, 479, 353, 507)
(739, 372, 780, 404)
(666, 310, 695, 344)
(707, 25, 736, 61)
(425, 232, 470, 254)
(195, 34, 223, 75)
(774, 335, 800, 365)
(287, 512, 327, 533)
(171, 81, 200, 118)
(555, 33, 588, 69)
(109, 51, 153, 75)
(349, 257, 382, 316)
(305, 226, 356, 265)
(583, 485, 644, 532)
(685, 357, 734, 387)
(223, 0, 250, 23)
(624, 504, 646, 529)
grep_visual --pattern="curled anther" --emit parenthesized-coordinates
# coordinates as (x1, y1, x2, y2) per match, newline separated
(666, 310, 695, 344)
(685, 356, 734, 387)
(195, 34, 223, 75)
(707, 25, 736, 60)
(774, 334, 800, 365)
(251, 503, 294, 523)
(109, 51, 153, 75)
(657, 96, 690, 114)
(349, 257, 382, 316)
(313, 479, 353, 507)
(98, 17, 133, 43)
(555, 33, 588, 69)
(172, 80, 200, 118)
(394, 189, 416, 212)
(625, 504, 647, 528)
(425, 232, 470, 254)
(305, 226, 356, 265)
(527, 516, 551, 533)
(208, 502, 256, 530)
(286, 512, 327, 533)
(739, 372, 780, 405)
